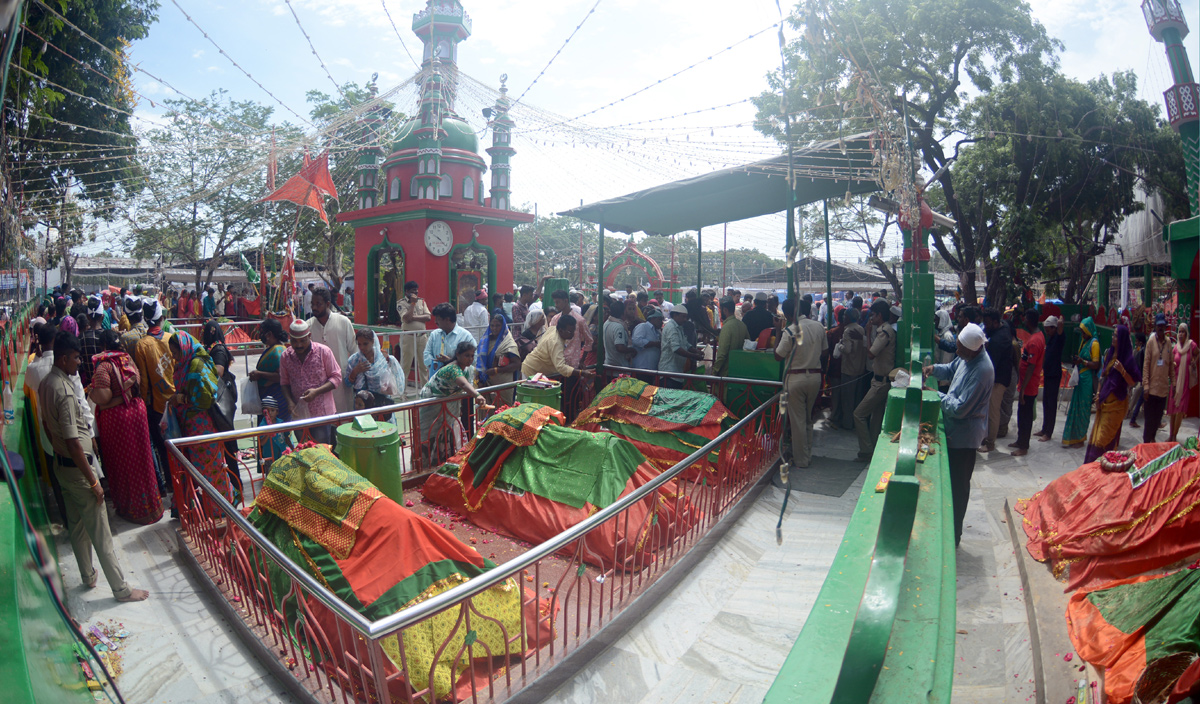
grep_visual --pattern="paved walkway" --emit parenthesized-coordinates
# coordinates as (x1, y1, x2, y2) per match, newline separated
(51, 404, 1198, 704)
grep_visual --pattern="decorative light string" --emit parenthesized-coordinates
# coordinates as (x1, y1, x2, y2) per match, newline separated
(511, 0, 603, 107)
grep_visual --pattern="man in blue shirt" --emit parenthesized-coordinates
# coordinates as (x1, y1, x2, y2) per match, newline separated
(631, 310, 663, 381)
(423, 303, 476, 376)
(924, 322, 993, 548)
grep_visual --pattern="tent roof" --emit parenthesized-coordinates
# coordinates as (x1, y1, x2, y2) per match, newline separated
(560, 133, 880, 235)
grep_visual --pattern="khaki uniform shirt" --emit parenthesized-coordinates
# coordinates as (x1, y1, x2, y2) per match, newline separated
(869, 325, 897, 378)
(397, 297, 431, 332)
(840, 322, 868, 376)
(39, 366, 89, 459)
(774, 318, 828, 370)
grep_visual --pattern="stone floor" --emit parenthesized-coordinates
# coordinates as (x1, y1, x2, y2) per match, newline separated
(51, 399, 1199, 704)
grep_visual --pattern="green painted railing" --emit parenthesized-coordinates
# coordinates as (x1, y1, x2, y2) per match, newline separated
(0, 300, 101, 702)
(765, 326, 957, 703)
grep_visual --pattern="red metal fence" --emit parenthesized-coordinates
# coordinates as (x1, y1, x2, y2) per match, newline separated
(166, 379, 781, 704)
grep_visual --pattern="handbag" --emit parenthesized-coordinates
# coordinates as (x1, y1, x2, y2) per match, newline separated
(240, 377, 262, 416)
(209, 374, 237, 433)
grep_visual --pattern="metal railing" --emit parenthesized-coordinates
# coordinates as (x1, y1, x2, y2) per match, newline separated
(165, 375, 782, 704)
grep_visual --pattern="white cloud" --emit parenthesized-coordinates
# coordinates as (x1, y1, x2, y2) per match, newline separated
(192, 49, 205, 58)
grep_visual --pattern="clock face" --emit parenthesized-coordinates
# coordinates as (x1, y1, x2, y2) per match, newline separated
(425, 221, 453, 257)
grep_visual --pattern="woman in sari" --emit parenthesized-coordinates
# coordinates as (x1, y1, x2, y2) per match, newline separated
(1062, 317, 1102, 447)
(517, 308, 545, 360)
(1168, 323, 1197, 442)
(476, 313, 521, 404)
(248, 318, 290, 422)
(168, 331, 235, 509)
(418, 340, 492, 467)
(88, 330, 164, 524)
(345, 328, 403, 411)
(1084, 324, 1141, 463)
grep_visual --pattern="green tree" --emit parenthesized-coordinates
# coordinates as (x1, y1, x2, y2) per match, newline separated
(7, 0, 157, 217)
(754, 0, 1059, 301)
(125, 91, 277, 291)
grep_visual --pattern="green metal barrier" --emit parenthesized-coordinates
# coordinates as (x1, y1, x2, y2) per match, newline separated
(0, 302, 99, 702)
(766, 310, 957, 702)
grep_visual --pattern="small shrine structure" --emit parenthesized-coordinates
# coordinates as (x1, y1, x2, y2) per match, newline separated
(337, 0, 533, 325)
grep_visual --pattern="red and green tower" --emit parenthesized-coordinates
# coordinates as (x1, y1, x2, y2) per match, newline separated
(486, 75, 515, 211)
(356, 80, 386, 210)
(1143, 0, 1199, 394)
(414, 57, 449, 201)
(412, 0, 471, 109)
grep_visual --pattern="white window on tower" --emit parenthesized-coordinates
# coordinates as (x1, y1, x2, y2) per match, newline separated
(462, 177, 474, 200)
(410, 178, 418, 198)
(390, 178, 401, 201)
(478, 180, 484, 203)
(439, 174, 452, 197)
(418, 160, 425, 175)
(499, 173, 508, 188)
(362, 171, 375, 188)
(363, 195, 374, 209)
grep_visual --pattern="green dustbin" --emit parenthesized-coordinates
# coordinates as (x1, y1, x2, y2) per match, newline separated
(335, 415, 403, 503)
(514, 382, 562, 410)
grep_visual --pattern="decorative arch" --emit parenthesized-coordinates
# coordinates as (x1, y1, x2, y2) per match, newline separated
(366, 238, 405, 326)
(448, 232, 497, 313)
(603, 240, 666, 290)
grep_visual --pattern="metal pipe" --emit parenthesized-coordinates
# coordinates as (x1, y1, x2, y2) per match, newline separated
(168, 391, 779, 639)
(599, 363, 783, 388)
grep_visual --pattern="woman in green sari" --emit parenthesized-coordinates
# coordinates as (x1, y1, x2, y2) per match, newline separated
(1062, 317, 1102, 447)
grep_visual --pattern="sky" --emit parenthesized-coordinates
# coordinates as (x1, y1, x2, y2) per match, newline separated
(101, 0, 1200, 265)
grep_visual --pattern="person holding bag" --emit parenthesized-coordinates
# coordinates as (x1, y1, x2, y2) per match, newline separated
(168, 331, 235, 510)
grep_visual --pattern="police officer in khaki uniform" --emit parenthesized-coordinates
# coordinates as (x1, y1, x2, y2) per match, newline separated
(853, 299, 897, 460)
(775, 297, 828, 468)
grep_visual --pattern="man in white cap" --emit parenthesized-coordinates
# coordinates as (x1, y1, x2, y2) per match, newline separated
(923, 322, 994, 547)
(280, 318, 342, 446)
(659, 306, 703, 388)
(1034, 315, 1064, 442)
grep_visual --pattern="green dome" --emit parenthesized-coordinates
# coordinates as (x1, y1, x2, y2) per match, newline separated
(390, 114, 479, 155)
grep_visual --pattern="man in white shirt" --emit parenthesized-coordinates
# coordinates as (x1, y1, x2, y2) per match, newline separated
(658, 307, 702, 389)
(308, 288, 357, 413)
(302, 284, 315, 318)
(462, 291, 491, 341)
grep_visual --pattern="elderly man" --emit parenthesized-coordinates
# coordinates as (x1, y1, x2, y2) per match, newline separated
(40, 332, 148, 601)
(853, 299, 897, 460)
(397, 280, 431, 397)
(775, 298, 828, 469)
(462, 290, 491, 340)
(659, 306, 703, 389)
(924, 323, 994, 547)
(280, 319, 342, 446)
(424, 303, 476, 377)
(308, 288, 357, 414)
(713, 297, 747, 377)
(1141, 313, 1175, 443)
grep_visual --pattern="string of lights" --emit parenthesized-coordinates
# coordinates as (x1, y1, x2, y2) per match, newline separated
(379, 0, 422, 72)
(167, 0, 315, 127)
(511, 0, 602, 107)
(281, 0, 348, 103)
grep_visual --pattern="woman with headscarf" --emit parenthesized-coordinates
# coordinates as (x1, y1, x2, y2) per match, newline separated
(1168, 322, 1197, 442)
(202, 320, 242, 492)
(418, 339, 491, 467)
(168, 331, 235, 509)
(345, 328, 403, 410)
(1084, 324, 1141, 463)
(1062, 317, 1103, 448)
(476, 313, 521, 404)
(88, 329, 164, 524)
(518, 308, 545, 359)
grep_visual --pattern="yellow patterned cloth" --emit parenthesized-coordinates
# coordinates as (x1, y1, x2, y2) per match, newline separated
(255, 446, 383, 559)
(378, 574, 526, 700)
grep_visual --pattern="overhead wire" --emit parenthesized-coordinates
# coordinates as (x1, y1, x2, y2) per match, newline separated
(379, 0, 422, 71)
(281, 0, 348, 103)
(511, 0, 602, 107)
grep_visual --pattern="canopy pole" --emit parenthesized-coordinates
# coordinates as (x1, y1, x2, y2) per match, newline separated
(597, 220, 606, 371)
(824, 199, 833, 330)
(534, 203, 540, 284)
(696, 228, 703, 293)
(722, 223, 728, 292)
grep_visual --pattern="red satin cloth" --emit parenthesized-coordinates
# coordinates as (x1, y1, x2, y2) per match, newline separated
(1016, 442, 1200, 592)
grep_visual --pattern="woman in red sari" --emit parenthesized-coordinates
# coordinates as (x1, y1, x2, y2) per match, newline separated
(88, 329, 164, 524)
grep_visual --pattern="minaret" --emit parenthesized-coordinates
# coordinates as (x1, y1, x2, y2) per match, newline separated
(486, 74, 515, 211)
(413, 57, 448, 201)
(355, 80, 384, 210)
(412, 0, 471, 110)
(1143, 0, 1199, 215)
